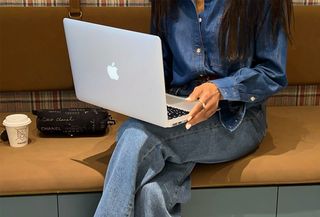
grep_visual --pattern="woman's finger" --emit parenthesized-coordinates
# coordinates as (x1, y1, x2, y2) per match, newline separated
(186, 95, 220, 129)
(186, 86, 203, 102)
(187, 90, 213, 118)
(186, 109, 207, 129)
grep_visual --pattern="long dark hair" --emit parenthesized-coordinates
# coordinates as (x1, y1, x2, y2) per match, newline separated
(151, 0, 293, 62)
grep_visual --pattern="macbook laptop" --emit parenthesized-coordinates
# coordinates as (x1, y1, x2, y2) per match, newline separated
(63, 18, 197, 128)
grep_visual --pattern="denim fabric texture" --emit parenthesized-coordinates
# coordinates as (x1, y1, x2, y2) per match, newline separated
(94, 0, 286, 216)
(152, 0, 288, 131)
(94, 105, 266, 217)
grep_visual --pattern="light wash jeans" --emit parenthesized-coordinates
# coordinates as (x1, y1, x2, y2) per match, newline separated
(94, 105, 266, 217)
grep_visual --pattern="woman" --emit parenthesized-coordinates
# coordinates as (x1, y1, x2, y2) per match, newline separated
(94, 0, 293, 216)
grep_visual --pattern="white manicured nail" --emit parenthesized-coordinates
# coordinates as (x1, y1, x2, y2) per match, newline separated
(186, 123, 192, 130)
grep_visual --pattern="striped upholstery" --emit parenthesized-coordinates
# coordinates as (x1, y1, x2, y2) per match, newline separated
(0, 0, 150, 7)
(1, 85, 320, 112)
(0, 0, 319, 7)
(0, 91, 96, 112)
(293, 0, 320, 5)
(0, 0, 319, 112)
(268, 85, 320, 106)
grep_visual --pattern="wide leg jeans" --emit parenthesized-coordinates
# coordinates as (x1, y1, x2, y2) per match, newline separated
(94, 106, 266, 217)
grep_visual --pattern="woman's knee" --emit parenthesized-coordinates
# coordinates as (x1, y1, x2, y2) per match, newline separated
(115, 119, 163, 160)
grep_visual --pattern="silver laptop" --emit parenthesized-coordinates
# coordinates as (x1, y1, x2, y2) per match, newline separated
(63, 18, 197, 128)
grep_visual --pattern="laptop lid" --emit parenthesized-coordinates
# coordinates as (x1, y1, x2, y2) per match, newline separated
(63, 18, 169, 127)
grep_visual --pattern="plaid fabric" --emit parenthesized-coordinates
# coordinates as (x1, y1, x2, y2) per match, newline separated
(0, 0, 319, 7)
(0, 0, 150, 7)
(293, 0, 320, 5)
(0, 90, 96, 112)
(0, 85, 320, 112)
(267, 85, 320, 106)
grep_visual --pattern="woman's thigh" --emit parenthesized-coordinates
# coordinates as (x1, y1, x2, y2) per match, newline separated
(116, 105, 266, 165)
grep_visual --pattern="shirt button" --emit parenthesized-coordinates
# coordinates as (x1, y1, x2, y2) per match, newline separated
(250, 96, 256, 102)
(198, 17, 202, 23)
(196, 48, 201, 54)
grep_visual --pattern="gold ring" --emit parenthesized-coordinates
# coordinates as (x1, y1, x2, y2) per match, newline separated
(198, 99, 206, 110)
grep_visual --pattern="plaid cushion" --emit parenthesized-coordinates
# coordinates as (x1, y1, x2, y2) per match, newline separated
(293, 0, 320, 5)
(0, 0, 319, 7)
(0, 85, 319, 112)
(0, 0, 150, 7)
(0, 90, 96, 112)
(267, 85, 320, 106)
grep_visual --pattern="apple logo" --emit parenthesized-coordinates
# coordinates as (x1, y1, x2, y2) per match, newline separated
(107, 62, 119, 80)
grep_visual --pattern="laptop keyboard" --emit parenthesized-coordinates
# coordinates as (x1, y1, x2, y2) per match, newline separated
(167, 106, 189, 120)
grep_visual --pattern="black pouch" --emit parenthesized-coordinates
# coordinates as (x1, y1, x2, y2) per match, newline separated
(32, 108, 116, 137)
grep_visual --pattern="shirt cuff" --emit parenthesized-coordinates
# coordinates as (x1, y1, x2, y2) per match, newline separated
(211, 78, 261, 103)
(210, 77, 241, 101)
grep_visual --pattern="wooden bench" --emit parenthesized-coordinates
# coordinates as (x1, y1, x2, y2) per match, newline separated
(1, 5, 320, 217)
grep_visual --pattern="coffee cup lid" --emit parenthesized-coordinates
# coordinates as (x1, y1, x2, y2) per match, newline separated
(3, 114, 32, 127)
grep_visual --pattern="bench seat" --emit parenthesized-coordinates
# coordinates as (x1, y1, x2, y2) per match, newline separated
(1, 106, 319, 196)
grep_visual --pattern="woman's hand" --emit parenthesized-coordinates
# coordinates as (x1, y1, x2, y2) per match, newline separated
(185, 82, 221, 129)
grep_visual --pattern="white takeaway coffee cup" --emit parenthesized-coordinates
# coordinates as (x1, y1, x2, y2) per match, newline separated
(2, 114, 32, 148)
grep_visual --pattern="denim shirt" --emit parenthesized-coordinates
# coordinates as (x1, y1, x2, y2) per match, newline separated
(151, 0, 288, 131)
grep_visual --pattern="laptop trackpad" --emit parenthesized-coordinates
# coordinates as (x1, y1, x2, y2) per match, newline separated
(166, 94, 198, 112)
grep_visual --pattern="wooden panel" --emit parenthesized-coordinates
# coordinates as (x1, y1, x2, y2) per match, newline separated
(286, 6, 320, 84)
(0, 7, 151, 91)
